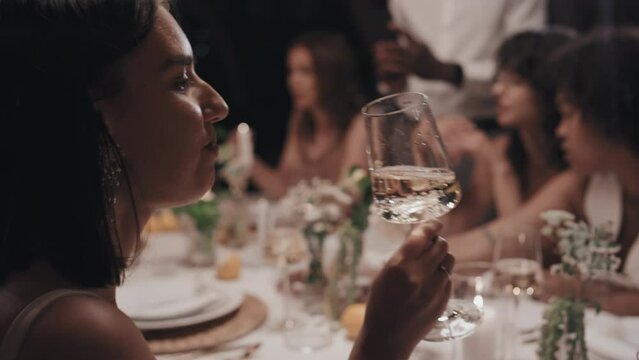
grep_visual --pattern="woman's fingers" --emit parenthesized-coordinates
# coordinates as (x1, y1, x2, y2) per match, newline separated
(390, 222, 442, 264)
(421, 236, 449, 275)
(439, 253, 455, 275)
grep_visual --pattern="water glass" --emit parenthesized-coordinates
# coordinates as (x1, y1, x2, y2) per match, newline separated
(282, 270, 333, 353)
(492, 225, 543, 359)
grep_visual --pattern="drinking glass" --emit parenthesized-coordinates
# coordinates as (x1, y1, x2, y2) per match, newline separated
(452, 262, 497, 360)
(363, 92, 461, 224)
(362, 92, 474, 342)
(491, 225, 543, 359)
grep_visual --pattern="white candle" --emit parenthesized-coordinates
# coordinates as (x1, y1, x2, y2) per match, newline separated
(237, 122, 253, 166)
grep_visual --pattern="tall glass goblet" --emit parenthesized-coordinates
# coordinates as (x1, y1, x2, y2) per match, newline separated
(492, 225, 543, 359)
(362, 92, 478, 342)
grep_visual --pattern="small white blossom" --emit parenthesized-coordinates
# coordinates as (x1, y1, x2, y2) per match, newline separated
(541, 210, 575, 226)
(541, 226, 554, 237)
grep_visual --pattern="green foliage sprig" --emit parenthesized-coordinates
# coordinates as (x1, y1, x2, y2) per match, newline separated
(341, 166, 373, 232)
(537, 210, 620, 360)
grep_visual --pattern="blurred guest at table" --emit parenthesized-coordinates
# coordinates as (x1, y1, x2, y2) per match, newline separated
(449, 28, 639, 316)
(374, 0, 545, 121)
(439, 29, 574, 234)
(249, 32, 369, 198)
(0, 1, 452, 359)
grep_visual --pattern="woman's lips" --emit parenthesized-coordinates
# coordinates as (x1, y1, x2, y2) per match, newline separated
(204, 142, 219, 158)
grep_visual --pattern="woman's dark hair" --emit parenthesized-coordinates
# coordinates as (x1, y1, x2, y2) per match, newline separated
(0, 0, 159, 287)
(552, 27, 639, 155)
(291, 31, 365, 140)
(496, 29, 576, 193)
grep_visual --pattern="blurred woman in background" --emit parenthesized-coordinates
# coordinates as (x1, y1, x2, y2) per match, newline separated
(450, 28, 639, 316)
(250, 32, 369, 198)
(440, 29, 574, 234)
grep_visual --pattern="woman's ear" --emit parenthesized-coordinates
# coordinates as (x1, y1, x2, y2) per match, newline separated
(92, 96, 122, 142)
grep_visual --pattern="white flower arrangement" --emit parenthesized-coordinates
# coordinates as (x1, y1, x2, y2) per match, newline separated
(277, 177, 354, 231)
(276, 169, 372, 287)
(540, 210, 621, 280)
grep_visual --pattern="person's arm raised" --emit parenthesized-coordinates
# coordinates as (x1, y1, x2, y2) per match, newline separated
(373, 23, 463, 86)
(350, 222, 454, 360)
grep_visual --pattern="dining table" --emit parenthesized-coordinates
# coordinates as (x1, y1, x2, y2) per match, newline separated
(132, 231, 636, 360)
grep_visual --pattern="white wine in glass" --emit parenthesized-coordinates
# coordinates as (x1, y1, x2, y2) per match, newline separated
(494, 257, 542, 295)
(362, 92, 476, 342)
(371, 165, 461, 224)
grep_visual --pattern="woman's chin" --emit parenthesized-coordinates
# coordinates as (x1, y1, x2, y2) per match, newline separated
(169, 173, 216, 208)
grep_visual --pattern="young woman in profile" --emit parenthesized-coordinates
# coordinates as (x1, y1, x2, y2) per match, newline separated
(450, 29, 639, 316)
(0, 1, 453, 359)
(249, 32, 369, 198)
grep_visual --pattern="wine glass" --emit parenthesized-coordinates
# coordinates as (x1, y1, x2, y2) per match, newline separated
(491, 225, 543, 359)
(452, 262, 495, 360)
(362, 92, 473, 342)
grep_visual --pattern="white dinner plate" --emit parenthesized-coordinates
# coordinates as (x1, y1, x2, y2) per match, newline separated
(132, 289, 244, 331)
(118, 273, 223, 320)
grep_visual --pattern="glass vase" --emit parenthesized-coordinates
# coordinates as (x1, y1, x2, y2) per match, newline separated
(325, 223, 364, 321)
(282, 228, 333, 352)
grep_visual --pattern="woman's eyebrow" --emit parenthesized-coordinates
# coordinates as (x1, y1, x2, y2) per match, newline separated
(160, 54, 195, 71)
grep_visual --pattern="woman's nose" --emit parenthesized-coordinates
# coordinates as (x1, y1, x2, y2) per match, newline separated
(201, 82, 229, 124)
(491, 81, 503, 97)
(555, 119, 567, 138)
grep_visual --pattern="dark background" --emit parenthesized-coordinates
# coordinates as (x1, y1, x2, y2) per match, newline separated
(173, 0, 639, 168)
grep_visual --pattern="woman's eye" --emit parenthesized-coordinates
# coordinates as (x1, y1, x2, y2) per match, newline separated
(173, 75, 190, 92)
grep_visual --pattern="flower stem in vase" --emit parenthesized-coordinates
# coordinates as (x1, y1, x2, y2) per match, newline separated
(304, 227, 328, 285)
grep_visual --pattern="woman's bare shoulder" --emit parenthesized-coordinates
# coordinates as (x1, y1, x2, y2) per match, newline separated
(19, 294, 154, 360)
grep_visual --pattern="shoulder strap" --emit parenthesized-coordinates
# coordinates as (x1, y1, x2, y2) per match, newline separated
(0, 289, 99, 360)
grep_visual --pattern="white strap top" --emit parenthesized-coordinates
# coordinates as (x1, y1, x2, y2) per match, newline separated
(584, 172, 639, 287)
(0, 289, 99, 360)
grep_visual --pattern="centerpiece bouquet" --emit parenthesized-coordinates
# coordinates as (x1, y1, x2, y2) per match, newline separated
(277, 167, 372, 316)
(537, 210, 621, 360)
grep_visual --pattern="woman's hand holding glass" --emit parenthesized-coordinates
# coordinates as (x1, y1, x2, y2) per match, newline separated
(362, 92, 477, 342)
(350, 222, 454, 360)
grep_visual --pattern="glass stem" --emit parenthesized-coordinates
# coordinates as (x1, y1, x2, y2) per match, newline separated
(506, 291, 520, 359)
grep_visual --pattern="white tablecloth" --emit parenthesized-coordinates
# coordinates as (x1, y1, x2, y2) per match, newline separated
(138, 233, 636, 360)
